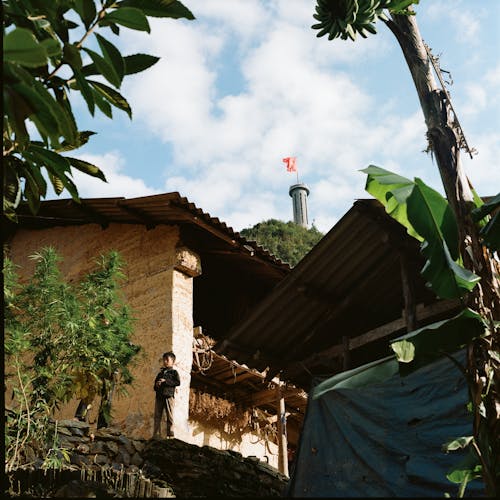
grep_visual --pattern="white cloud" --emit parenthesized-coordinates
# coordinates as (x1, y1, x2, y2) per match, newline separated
(84, 0, 496, 235)
(120, 2, 434, 232)
(425, 0, 483, 44)
(52, 152, 161, 199)
(462, 132, 500, 194)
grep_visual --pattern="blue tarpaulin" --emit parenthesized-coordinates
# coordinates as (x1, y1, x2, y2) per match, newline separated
(287, 350, 484, 497)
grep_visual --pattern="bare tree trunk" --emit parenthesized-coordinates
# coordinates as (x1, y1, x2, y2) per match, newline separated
(385, 12, 499, 496)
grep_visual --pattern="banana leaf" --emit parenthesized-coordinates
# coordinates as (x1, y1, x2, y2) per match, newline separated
(390, 308, 485, 375)
(407, 179, 480, 298)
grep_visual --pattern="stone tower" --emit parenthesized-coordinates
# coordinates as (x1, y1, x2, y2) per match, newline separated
(289, 183, 310, 228)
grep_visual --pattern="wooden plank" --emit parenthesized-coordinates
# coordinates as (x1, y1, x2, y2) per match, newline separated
(238, 386, 306, 407)
(276, 382, 289, 477)
(222, 371, 260, 384)
(342, 335, 350, 370)
(400, 254, 417, 331)
(117, 201, 158, 229)
(289, 299, 461, 375)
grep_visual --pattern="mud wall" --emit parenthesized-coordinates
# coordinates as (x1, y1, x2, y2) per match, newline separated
(8, 223, 181, 439)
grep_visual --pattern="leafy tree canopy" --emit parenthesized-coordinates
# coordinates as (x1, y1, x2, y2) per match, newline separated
(3, 0, 194, 221)
(5, 246, 140, 469)
(240, 219, 324, 267)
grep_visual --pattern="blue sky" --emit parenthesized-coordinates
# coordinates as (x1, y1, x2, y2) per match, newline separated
(61, 0, 500, 233)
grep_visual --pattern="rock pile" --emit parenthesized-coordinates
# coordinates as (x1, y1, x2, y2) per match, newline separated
(56, 419, 146, 469)
(6, 420, 288, 498)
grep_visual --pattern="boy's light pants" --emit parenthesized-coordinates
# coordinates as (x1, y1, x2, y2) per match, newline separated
(153, 394, 175, 438)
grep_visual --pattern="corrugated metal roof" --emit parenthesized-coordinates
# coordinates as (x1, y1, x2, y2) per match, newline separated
(5, 193, 291, 275)
(215, 199, 450, 384)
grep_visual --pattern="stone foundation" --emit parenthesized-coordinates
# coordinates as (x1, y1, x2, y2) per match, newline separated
(5, 420, 288, 498)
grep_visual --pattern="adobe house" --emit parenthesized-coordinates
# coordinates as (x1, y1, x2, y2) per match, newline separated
(3, 193, 307, 471)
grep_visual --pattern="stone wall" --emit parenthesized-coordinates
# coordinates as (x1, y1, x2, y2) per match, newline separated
(5, 420, 288, 498)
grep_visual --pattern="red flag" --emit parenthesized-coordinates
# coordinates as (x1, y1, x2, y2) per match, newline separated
(282, 157, 297, 173)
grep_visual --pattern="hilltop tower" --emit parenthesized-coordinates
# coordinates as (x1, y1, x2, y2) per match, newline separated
(289, 183, 310, 228)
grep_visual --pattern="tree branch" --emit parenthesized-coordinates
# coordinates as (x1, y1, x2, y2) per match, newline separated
(45, 7, 108, 82)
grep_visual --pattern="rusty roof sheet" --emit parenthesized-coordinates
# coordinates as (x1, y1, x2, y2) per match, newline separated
(214, 199, 442, 384)
(6, 193, 291, 274)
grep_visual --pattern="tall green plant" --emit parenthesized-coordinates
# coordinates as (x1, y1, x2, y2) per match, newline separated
(362, 165, 499, 496)
(3, 0, 194, 220)
(4, 247, 140, 469)
(75, 251, 140, 428)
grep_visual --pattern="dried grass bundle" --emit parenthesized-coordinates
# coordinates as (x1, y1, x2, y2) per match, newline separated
(189, 389, 251, 433)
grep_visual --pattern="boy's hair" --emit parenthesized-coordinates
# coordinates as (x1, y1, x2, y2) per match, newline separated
(163, 351, 176, 361)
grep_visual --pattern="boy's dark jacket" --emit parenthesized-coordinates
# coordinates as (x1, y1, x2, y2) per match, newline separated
(154, 367, 180, 397)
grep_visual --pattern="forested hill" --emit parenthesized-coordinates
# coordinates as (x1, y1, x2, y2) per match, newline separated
(240, 219, 323, 267)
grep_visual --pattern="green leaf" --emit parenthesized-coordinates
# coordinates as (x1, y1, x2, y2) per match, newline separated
(479, 212, 500, 252)
(95, 33, 125, 84)
(8, 65, 78, 146)
(56, 131, 97, 153)
(4, 86, 32, 147)
(40, 38, 62, 58)
(118, 0, 195, 19)
(73, 68, 95, 116)
(388, 0, 419, 14)
(63, 42, 83, 70)
(390, 308, 485, 374)
(28, 163, 48, 198)
(31, 79, 78, 146)
(390, 339, 414, 363)
(49, 169, 80, 200)
(123, 53, 160, 74)
(74, 0, 97, 29)
(24, 183, 41, 214)
(446, 448, 481, 492)
(47, 171, 65, 195)
(101, 7, 151, 33)
(24, 145, 77, 200)
(110, 23, 121, 35)
(361, 165, 422, 241)
(25, 144, 71, 175)
(471, 193, 499, 221)
(3, 157, 22, 220)
(10, 81, 60, 143)
(91, 87, 113, 118)
(82, 47, 122, 88)
(407, 179, 480, 298)
(472, 193, 500, 252)
(22, 166, 43, 213)
(66, 157, 107, 182)
(88, 80, 132, 118)
(3, 28, 48, 68)
(442, 436, 473, 452)
(80, 61, 99, 76)
(82, 53, 160, 76)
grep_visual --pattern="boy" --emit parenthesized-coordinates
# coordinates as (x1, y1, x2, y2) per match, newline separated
(153, 351, 180, 439)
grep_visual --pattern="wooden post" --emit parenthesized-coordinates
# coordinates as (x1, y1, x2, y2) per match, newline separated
(400, 254, 417, 332)
(342, 335, 350, 371)
(276, 381, 289, 476)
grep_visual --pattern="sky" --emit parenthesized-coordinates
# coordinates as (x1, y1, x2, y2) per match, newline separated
(58, 0, 500, 234)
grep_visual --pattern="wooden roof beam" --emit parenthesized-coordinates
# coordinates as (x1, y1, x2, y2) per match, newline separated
(73, 202, 110, 229)
(286, 298, 462, 378)
(237, 386, 307, 408)
(117, 201, 159, 229)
